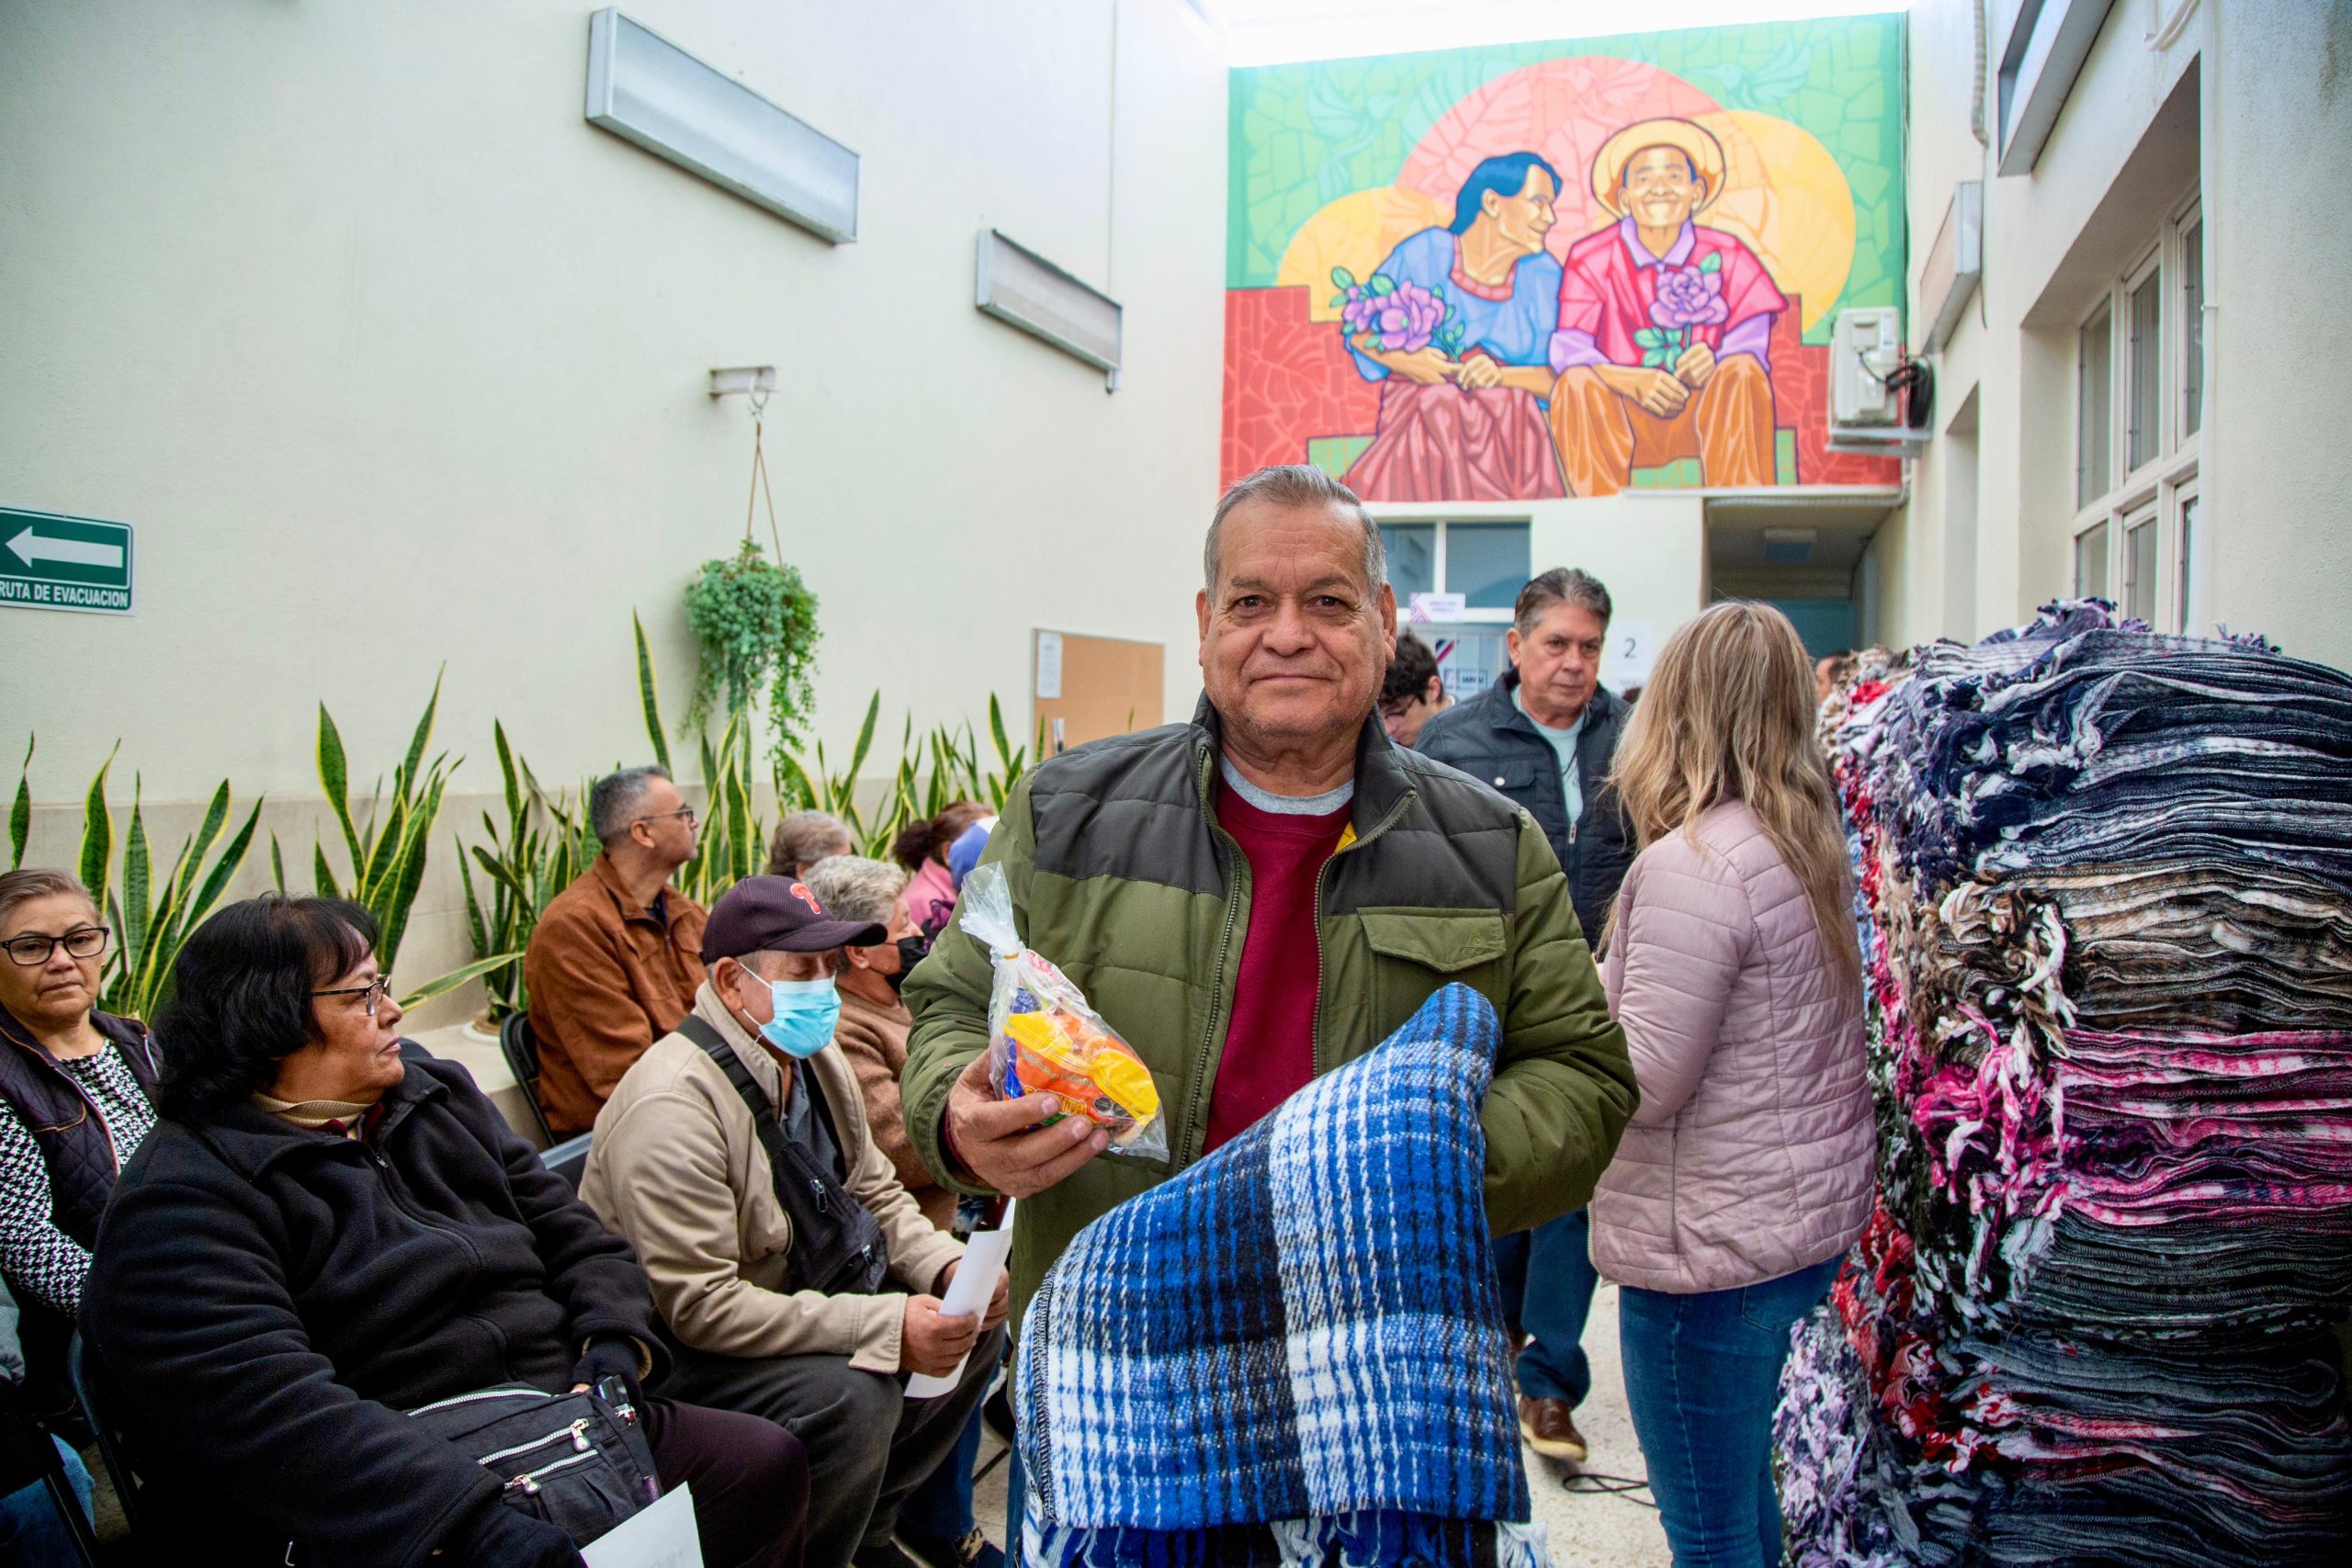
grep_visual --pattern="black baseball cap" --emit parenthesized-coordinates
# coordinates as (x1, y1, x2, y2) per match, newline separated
(700, 875, 887, 963)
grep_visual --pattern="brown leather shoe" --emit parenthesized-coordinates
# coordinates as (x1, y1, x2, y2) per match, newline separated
(1519, 1395, 1589, 1463)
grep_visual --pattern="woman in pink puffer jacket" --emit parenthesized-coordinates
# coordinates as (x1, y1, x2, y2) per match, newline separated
(1592, 602, 1872, 1568)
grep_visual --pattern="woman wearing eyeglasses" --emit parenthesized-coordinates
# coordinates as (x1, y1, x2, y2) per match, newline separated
(81, 894, 808, 1567)
(0, 869, 160, 1419)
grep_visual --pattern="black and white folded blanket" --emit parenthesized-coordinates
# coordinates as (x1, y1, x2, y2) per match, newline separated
(1016, 983, 1552, 1567)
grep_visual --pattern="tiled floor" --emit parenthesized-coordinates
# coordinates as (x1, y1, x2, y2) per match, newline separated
(973, 1280, 1672, 1567)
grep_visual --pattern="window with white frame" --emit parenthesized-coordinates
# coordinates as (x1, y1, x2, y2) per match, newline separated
(1377, 519, 1532, 700)
(2072, 194, 2205, 632)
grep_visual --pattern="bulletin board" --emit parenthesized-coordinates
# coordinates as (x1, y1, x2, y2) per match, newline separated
(1032, 630, 1165, 753)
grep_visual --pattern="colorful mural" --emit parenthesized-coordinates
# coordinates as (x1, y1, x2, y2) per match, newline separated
(1224, 16, 1907, 497)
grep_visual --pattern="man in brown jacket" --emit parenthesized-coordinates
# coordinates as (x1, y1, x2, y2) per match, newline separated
(582, 876, 1005, 1568)
(523, 765, 707, 1136)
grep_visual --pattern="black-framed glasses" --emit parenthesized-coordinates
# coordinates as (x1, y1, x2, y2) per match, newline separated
(312, 976, 395, 1017)
(2, 926, 110, 966)
(635, 807, 698, 829)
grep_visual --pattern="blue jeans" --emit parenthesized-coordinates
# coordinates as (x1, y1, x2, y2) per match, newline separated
(1619, 1258, 1839, 1568)
(899, 1401, 987, 1544)
(1493, 1207, 1596, 1406)
(0, 1438, 94, 1564)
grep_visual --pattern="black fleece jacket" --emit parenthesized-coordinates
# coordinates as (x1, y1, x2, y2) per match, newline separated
(83, 1045, 664, 1567)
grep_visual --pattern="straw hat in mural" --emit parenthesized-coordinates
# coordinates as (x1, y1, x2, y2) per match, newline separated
(1591, 118, 1729, 216)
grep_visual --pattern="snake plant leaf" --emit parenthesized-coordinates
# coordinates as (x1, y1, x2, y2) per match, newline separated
(9, 737, 29, 872)
(633, 612, 671, 773)
(79, 742, 119, 901)
(399, 952, 522, 1012)
(315, 705, 361, 868)
(122, 777, 151, 965)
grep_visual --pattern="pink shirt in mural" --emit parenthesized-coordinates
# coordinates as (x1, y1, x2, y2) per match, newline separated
(1548, 219, 1786, 374)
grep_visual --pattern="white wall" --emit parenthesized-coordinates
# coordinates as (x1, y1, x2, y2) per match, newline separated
(1886, 0, 2352, 669)
(1, 0, 1226, 799)
(1, 0, 1226, 1012)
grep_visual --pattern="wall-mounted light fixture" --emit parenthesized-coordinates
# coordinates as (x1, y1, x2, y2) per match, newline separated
(585, 8, 860, 244)
(708, 367, 779, 400)
(975, 230, 1124, 382)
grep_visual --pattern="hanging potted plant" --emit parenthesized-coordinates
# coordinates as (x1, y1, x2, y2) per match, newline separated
(684, 401, 821, 761)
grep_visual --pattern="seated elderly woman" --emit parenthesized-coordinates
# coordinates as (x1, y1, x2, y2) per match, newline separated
(81, 895, 808, 1568)
(889, 803, 991, 942)
(768, 809, 854, 880)
(0, 870, 161, 1423)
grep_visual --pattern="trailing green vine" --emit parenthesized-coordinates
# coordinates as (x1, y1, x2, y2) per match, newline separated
(684, 537, 820, 756)
(685, 403, 822, 762)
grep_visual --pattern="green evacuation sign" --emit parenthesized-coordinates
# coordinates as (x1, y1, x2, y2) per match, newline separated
(1, 507, 136, 615)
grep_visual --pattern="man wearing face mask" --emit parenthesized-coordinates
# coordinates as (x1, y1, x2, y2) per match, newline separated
(582, 875, 1006, 1568)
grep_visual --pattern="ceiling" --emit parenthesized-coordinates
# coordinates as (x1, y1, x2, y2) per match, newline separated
(1703, 491, 1902, 578)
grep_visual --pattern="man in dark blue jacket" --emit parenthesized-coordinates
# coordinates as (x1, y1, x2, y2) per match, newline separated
(1416, 565, 1633, 1467)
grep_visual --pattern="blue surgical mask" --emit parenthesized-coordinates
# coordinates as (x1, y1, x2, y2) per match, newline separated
(757, 976, 840, 1059)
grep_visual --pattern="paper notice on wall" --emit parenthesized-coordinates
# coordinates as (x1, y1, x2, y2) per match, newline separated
(1408, 592, 1467, 624)
(582, 1483, 701, 1568)
(1603, 620, 1656, 692)
(1035, 632, 1064, 700)
(906, 1200, 1017, 1399)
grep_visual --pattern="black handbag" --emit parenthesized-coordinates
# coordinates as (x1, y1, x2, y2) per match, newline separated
(406, 1382, 657, 1543)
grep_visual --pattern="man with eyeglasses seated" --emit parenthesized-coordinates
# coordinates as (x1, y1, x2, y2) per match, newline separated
(523, 765, 709, 1138)
(0, 869, 161, 1430)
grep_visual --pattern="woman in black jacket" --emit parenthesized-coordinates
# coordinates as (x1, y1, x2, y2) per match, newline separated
(83, 895, 807, 1568)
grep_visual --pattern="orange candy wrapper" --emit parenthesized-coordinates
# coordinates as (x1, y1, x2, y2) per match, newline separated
(958, 864, 1168, 1160)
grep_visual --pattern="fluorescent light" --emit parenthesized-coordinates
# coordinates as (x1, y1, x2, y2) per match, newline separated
(975, 231, 1124, 376)
(584, 8, 859, 243)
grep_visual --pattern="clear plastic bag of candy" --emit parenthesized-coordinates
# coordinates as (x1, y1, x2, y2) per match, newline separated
(957, 863, 1168, 1161)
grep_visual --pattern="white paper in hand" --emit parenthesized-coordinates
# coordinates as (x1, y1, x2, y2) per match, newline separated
(582, 1483, 702, 1568)
(905, 1199, 1016, 1400)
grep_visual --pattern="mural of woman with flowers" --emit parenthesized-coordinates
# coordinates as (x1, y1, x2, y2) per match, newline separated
(1546, 118, 1788, 495)
(1339, 152, 1569, 502)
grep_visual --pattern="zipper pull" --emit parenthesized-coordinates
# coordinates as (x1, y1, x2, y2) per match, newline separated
(810, 1178, 831, 1213)
(570, 1418, 591, 1453)
(505, 1472, 542, 1495)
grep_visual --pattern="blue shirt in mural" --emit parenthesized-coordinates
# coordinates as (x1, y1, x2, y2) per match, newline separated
(1347, 228, 1564, 384)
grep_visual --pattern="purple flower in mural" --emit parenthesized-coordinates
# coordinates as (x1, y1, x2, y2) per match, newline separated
(1648, 262, 1729, 331)
(1330, 268, 1456, 355)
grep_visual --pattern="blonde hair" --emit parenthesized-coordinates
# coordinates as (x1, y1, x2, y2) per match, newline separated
(1606, 603, 1860, 998)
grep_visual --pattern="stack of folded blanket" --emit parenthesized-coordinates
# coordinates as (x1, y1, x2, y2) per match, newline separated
(1778, 603, 2352, 1565)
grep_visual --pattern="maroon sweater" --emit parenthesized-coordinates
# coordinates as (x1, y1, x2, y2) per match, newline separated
(1204, 779, 1353, 1152)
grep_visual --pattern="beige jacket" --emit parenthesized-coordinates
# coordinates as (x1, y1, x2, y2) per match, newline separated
(1591, 799, 1873, 1294)
(582, 987, 964, 1373)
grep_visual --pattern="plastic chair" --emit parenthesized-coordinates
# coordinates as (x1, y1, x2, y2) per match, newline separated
(540, 1132, 594, 1192)
(65, 1331, 141, 1544)
(499, 1012, 556, 1146)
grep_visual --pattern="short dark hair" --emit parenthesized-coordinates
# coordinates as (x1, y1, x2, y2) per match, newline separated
(154, 895, 379, 1118)
(590, 765, 672, 844)
(1514, 568, 1611, 634)
(1451, 151, 1562, 235)
(889, 802, 989, 874)
(1383, 631, 1442, 707)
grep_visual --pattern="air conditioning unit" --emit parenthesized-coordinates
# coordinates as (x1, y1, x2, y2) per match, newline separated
(1826, 425, 1929, 458)
(1832, 307, 1904, 426)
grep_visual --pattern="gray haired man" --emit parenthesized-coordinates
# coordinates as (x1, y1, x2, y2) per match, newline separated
(522, 764, 707, 1136)
(1413, 566, 1634, 1465)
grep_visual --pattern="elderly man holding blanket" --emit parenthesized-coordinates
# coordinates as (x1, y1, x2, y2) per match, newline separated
(903, 464, 1636, 1562)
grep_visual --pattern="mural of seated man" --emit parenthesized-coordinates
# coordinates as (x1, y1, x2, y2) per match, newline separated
(1548, 119, 1786, 496)
(1340, 152, 1567, 502)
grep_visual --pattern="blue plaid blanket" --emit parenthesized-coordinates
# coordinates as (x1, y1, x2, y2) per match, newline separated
(1016, 984, 1551, 1567)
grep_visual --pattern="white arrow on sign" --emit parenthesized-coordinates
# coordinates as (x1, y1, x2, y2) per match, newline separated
(6, 527, 123, 570)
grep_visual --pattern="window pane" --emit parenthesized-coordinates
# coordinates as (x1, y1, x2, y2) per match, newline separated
(1445, 522, 1532, 610)
(2077, 305, 2112, 507)
(2075, 521, 2109, 599)
(2123, 515, 2157, 623)
(2182, 220, 2204, 436)
(2177, 494, 2199, 633)
(1378, 524, 1435, 603)
(2128, 270, 2162, 471)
